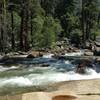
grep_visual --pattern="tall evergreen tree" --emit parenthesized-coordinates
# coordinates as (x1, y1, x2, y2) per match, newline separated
(81, 0, 99, 43)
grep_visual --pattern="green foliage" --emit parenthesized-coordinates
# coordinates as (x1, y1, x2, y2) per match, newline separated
(95, 30, 100, 36)
(41, 16, 61, 48)
(31, 15, 44, 47)
(12, 12, 21, 40)
(31, 15, 62, 48)
(70, 29, 82, 45)
(0, 0, 100, 51)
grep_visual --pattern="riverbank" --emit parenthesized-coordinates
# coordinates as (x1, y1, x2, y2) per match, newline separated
(0, 79, 100, 100)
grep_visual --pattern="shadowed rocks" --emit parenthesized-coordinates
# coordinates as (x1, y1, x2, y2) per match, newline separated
(76, 59, 95, 74)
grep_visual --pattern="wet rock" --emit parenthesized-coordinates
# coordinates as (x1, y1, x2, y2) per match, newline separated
(94, 46, 100, 56)
(52, 53, 66, 60)
(95, 46, 100, 52)
(95, 41, 100, 47)
(7, 52, 19, 56)
(17, 51, 27, 55)
(85, 41, 90, 49)
(67, 47, 74, 53)
(0, 55, 10, 61)
(85, 41, 94, 50)
(0, 55, 3, 59)
(76, 59, 95, 74)
(92, 38, 100, 56)
(40, 64, 50, 67)
(73, 49, 80, 52)
(95, 57, 100, 63)
(84, 51, 94, 56)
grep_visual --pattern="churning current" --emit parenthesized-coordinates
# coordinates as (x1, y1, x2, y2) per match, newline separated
(0, 51, 99, 95)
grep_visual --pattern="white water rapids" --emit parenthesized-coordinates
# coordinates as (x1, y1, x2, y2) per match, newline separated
(0, 68, 100, 88)
(0, 51, 99, 94)
(0, 64, 100, 88)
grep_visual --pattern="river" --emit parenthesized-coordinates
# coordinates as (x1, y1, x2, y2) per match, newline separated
(0, 51, 99, 95)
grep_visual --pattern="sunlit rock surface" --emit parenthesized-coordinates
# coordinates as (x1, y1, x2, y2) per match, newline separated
(0, 79, 100, 100)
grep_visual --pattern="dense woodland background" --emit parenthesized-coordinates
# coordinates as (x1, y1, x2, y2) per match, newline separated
(0, 0, 100, 52)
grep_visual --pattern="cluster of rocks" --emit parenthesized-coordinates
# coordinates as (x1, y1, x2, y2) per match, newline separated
(85, 36, 100, 56)
(0, 37, 100, 64)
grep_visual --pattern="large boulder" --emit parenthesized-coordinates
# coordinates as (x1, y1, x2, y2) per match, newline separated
(95, 41, 100, 47)
(0, 55, 10, 61)
(93, 46, 100, 56)
(95, 57, 100, 64)
(84, 51, 94, 56)
(27, 51, 44, 58)
(96, 36, 100, 42)
(76, 59, 95, 74)
(93, 36, 100, 56)
(85, 41, 91, 49)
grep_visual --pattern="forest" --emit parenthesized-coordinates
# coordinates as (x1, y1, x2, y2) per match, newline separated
(0, 0, 100, 52)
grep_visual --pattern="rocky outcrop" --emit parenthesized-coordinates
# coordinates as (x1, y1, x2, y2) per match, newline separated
(49, 79, 100, 100)
(27, 51, 44, 58)
(0, 79, 100, 100)
(0, 90, 77, 100)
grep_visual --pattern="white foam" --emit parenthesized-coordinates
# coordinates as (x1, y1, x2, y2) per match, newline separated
(42, 54, 54, 58)
(64, 60, 71, 64)
(27, 73, 68, 85)
(66, 69, 100, 80)
(0, 68, 100, 88)
(0, 66, 18, 72)
(65, 50, 84, 56)
(0, 77, 33, 87)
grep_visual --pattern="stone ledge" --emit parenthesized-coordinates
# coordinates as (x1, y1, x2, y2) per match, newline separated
(0, 79, 100, 100)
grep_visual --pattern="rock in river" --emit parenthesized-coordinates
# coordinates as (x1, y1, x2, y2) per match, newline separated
(27, 51, 44, 58)
(84, 51, 94, 56)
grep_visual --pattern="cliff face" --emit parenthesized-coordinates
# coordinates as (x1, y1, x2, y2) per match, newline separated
(0, 79, 100, 100)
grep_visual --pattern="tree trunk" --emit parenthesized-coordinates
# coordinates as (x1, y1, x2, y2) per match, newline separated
(20, 0, 30, 51)
(86, 10, 90, 40)
(82, 0, 86, 47)
(11, 11, 15, 49)
(20, 9, 24, 50)
(0, 0, 7, 52)
(30, 13, 33, 46)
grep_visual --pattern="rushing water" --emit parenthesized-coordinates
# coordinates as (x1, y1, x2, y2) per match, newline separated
(0, 51, 100, 95)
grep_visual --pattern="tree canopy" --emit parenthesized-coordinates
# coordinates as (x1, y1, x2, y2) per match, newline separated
(0, 0, 100, 52)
